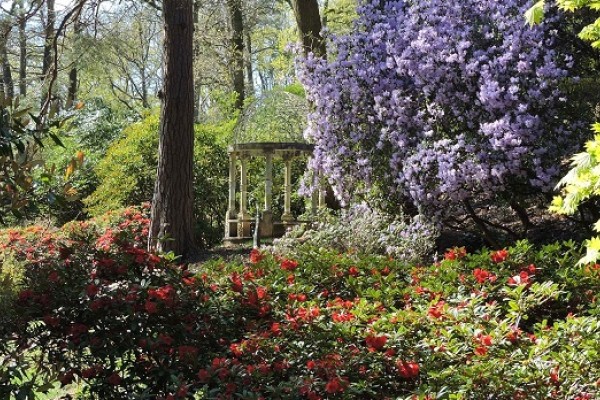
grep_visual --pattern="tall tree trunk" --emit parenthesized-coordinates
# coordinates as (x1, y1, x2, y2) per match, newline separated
(42, 0, 56, 79)
(66, 18, 81, 109)
(245, 30, 254, 98)
(291, 0, 326, 57)
(18, 1, 27, 96)
(0, 33, 14, 99)
(226, 0, 244, 110)
(149, 0, 196, 258)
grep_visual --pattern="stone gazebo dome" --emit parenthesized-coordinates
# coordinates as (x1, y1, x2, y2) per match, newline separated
(224, 90, 315, 243)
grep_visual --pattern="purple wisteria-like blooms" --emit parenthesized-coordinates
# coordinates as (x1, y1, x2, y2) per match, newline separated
(299, 0, 583, 219)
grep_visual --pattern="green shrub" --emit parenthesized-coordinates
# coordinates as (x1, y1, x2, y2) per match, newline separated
(85, 115, 230, 248)
(551, 123, 600, 264)
(84, 114, 160, 216)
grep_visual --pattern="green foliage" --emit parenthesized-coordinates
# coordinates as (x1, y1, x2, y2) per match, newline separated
(526, 0, 600, 47)
(84, 114, 160, 216)
(0, 96, 81, 225)
(193, 122, 231, 248)
(0, 253, 24, 326)
(552, 123, 600, 264)
(85, 114, 230, 248)
(323, 0, 359, 34)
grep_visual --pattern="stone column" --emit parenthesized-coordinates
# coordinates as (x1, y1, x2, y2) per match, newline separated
(225, 152, 237, 238)
(318, 178, 326, 208)
(282, 156, 294, 223)
(260, 151, 274, 237)
(237, 156, 251, 237)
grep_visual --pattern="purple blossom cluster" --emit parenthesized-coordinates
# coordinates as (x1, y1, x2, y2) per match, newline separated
(299, 0, 582, 218)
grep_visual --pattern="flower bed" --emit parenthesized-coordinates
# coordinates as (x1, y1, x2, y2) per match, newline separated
(1, 208, 598, 399)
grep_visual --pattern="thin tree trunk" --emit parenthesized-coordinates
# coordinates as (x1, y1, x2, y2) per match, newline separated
(18, 1, 27, 96)
(291, 0, 326, 57)
(245, 30, 254, 97)
(226, 0, 244, 110)
(149, 0, 196, 258)
(0, 35, 14, 99)
(66, 18, 81, 109)
(42, 0, 56, 79)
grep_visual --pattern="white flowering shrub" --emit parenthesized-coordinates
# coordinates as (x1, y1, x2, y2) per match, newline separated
(270, 204, 437, 263)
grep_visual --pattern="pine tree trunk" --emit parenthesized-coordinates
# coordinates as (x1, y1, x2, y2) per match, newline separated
(149, 0, 196, 258)
(226, 0, 244, 110)
(18, 1, 27, 96)
(42, 0, 55, 78)
(245, 31, 254, 97)
(0, 35, 14, 99)
(291, 0, 325, 57)
(66, 19, 81, 109)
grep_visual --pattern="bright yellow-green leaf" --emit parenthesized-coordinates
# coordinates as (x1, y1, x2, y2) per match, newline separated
(525, 1, 546, 25)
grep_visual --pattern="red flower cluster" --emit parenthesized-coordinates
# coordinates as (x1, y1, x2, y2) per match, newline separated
(507, 271, 531, 286)
(280, 258, 299, 271)
(490, 249, 508, 263)
(249, 248, 264, 264)
(428, 300, 445, 319)
(396, 360, 420, 379)
(444, 247, 467, 261)
(473, 268, 497, 284)
(474, 333, 493, 356)
(325, 376, 348, 394)
(365, 334, 387, 351)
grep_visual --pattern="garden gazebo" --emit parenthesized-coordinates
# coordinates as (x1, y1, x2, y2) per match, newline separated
(224, 90, 316, 243)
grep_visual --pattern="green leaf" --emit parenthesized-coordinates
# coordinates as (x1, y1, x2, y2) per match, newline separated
(48, 132, 65, 148)
(525, 1, 546, 26)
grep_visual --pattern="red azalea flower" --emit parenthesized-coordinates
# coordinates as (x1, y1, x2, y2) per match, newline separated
(490, 249, 508, 263)
(86, 284, 99, 297)
(18, 289, 34, 302)
(145, 300, 158, 314)
(230, 272, 243, 293)
(107, 372, 122, 386)
(58, 370, 75, 385)
(477, 334, 493, 347)
(280, 258, 299, 271)
(325, 377, 347, 394)
(508, 271, 530, 286)
(550, 367, 559, 385)
(249, 248, 264, 264)
(48, 271, 59, 283)
(474, 345, 488, 356)
(365, 334, 387, 351)
(396, 360, 419, 379)
(197, 369, 210, 382)
(427, 301, 445, 319)
(473, 268, 496, 284)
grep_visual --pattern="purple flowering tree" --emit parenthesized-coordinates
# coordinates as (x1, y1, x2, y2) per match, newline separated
(299, 0, 585, 241)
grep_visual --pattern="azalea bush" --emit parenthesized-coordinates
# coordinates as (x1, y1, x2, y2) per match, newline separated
(2, 213, 599, 399)
(271, 203, 436, 263)
(192, 242, 599, 399)
(0, 206, 243, 399)
(299, 0, 590, 236)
